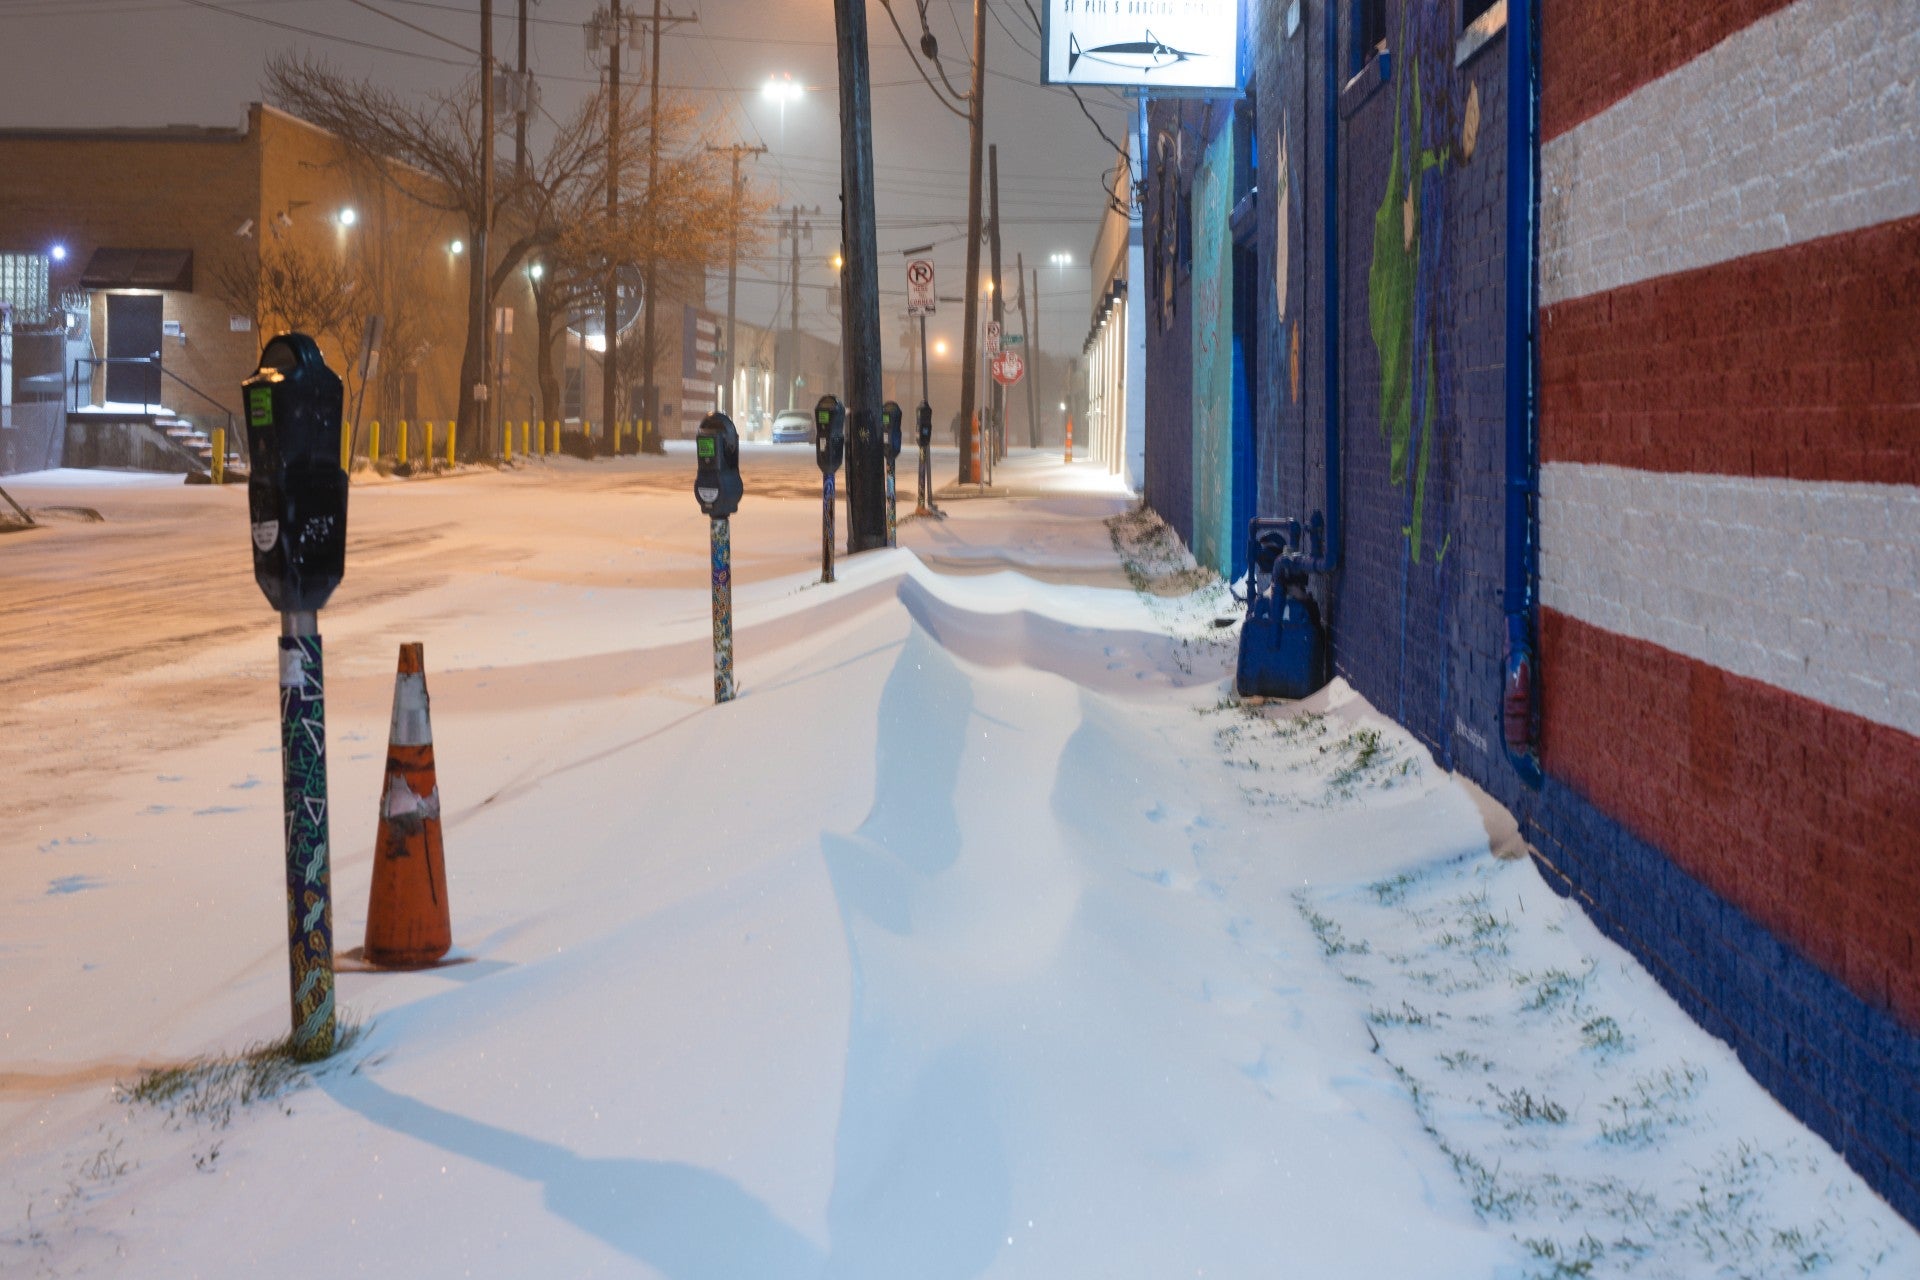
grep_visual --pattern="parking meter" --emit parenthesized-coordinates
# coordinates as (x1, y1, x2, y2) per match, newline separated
(813, 394, 845, 474)
(915, 401, 933, 450)
(694, 411, 742, 520)
(240, 331, 346, 1062)
(242, 333, 348, 615)
(881, 401, 903, 462)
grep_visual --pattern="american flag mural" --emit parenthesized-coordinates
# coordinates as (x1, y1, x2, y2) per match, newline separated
(1536, 0, 1920, 1029)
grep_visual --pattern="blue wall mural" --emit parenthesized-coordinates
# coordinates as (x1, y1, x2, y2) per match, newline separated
(1190, 124, 1236, 576)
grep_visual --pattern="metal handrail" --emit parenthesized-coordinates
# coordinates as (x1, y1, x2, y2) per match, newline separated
(70, 354, 242, 462)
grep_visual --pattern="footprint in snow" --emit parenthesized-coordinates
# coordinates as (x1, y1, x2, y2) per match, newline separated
(230, 776, 263, 791)
(38, 834, 100, 853)
(156, 774, 185, 783)
(48, 875, 103, 896)
(1144, 802, 1168, 823)
(193, 805, 247, 817)
(141, 804, 174, 816)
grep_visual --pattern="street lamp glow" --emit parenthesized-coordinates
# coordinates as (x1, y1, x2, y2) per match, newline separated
(529, 262, 544, 280)
(762, 74, 802, 104)
(831, 251, 844, 271)
(449, 239, 465, 255)
(1050, 252, 1071, 267)
(338, 207, 358, 227)
(934, 339, 949, 357)
(49, 243, 67, 262)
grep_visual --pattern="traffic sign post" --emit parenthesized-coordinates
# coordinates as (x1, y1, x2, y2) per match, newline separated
(991, 349, 1025, 387)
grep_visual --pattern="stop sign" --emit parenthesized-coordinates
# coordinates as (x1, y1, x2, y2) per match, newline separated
(991, 349, 1025, 386)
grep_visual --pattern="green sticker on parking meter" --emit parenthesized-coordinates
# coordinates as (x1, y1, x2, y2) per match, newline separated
(247, 386, 273, 427)
(698, 435, 716, 459)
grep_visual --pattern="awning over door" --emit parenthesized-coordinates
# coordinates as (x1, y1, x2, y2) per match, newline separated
(79, 248, 193, 292)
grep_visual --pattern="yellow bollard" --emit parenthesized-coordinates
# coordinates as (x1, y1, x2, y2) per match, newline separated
(371, 420, 381, 464)
(537, 421, 547, 455)
(426, 422, 435, 467)
(504, 418, 514, 462)
(340, 419, 352, 473)
(398, 418, 409, 465)
(521, 420, 530, 457)
(446, 420, 457, 467)
(211, 427, 226, 485)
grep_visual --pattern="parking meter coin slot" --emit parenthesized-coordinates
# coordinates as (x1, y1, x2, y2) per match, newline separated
(915, 402, 933, 449)
(242, 333, 348, 614)
(882, 401, 903, 460)
(813, 395, 845, 474)
(694, 412, 743, 519)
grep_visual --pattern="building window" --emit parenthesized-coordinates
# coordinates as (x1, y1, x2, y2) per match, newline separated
(1354, 0, 1387, 73)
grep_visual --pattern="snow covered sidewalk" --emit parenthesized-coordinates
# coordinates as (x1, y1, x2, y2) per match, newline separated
(2, 454, 1914, 1277)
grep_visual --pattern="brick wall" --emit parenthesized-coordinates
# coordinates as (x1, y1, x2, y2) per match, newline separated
(1221, 0, 1920, 1229)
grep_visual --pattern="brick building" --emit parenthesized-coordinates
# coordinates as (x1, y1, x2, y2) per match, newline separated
(0, 102, 711, 469)
(1131, 0, 1918, 1223)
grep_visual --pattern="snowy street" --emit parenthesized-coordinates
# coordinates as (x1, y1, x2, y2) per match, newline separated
(3, 450, 1914, 1278)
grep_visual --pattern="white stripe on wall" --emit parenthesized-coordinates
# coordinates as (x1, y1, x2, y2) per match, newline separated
(1540, 462, 1920, 738)
(1541, 0, 1920, 306)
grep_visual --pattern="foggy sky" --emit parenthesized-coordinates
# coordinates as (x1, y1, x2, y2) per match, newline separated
(0, 0, 1128, 380)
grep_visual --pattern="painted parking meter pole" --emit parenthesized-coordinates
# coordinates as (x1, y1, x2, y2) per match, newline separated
(694, 411, 743, 703)
(881, 400, 902, 546)
(813, 394, 845, 583)
(915, 401, 941, 519)
(241, 333, 349, 1062)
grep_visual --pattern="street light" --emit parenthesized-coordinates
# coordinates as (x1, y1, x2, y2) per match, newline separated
(529, 262, 544, 280)
(1050, 252, 1071, 267)
(449, 239, 465, 255)
(337, 207, 358, 227)
(763, 73, 802, 142)
(49, 243, 66, 262)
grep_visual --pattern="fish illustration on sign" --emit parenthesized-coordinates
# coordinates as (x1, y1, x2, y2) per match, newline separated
(1067, 31, 1204, 76)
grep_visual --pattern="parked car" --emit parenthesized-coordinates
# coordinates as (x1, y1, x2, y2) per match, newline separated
(770, 409, 813, 444)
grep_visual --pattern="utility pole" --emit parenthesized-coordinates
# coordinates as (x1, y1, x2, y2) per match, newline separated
(1018, 252, 1038, 448)
(478, 0, 495, 458)
(600, 0, 622, 457)
(514, 0, 529, 175)
(987, 142, 1005, 469)
(708, 144, 766, 416)
(1029, 262, 1043, 446)
(787, 205, 802, 410)
(957, 0, 987, 484)
(834, 0, 885, 552)
(638, 0, 697, 452)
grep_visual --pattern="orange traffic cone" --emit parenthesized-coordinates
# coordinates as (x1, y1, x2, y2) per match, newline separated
(1064, 413, 1074, 463)
(364, 642, 451, 968)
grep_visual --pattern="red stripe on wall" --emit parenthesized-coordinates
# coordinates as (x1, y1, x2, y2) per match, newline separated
(1540, 213, 1920, 485)
(1541, 609, 1920, 1029)
(1542, 0, 1799, 142)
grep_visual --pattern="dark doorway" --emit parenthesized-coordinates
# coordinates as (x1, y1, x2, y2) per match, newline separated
(106, 293, 162, 407)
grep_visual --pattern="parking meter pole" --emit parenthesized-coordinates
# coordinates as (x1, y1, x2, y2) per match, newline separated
(710, 518, 735, 703)
(821, 471, 836, 584)
(693, 411, 744, 701)
(885, 459, 896, 546)
(277, 609, 336, 1061)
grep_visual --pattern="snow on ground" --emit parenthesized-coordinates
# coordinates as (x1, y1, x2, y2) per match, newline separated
(1, 468, 185, 489)
(1, 450, 1914, 1278)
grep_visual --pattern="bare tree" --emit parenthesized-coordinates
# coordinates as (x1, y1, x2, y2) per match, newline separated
(266, 56, 762, 457)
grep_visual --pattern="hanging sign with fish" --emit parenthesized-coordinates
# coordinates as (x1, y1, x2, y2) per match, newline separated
(1041, 0, 1240, 92)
